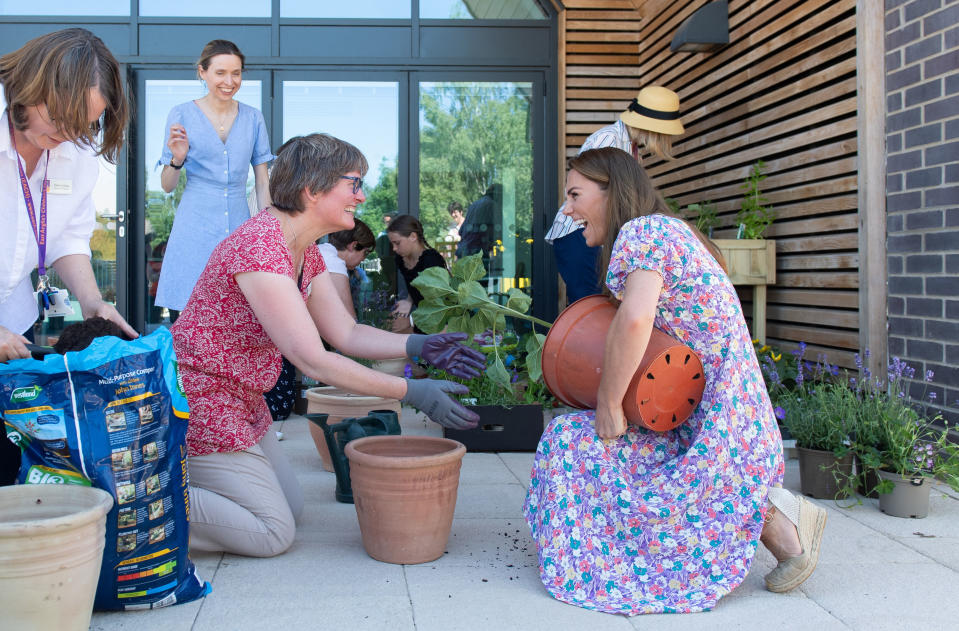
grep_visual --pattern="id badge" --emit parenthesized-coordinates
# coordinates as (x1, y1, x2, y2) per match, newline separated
(33, 286, 75, 318)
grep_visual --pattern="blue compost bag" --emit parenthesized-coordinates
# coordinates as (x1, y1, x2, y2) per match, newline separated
(0, 327, 210, 610)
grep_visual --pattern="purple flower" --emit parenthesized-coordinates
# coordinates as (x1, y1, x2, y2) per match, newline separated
(774, 406, 785, 420)
(403, 363, 413, 378)
(929, 391, 937, 402)
(925, 369, 935, 383)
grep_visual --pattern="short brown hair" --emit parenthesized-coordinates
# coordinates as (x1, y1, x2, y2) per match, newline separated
(269, 134, 368, 214)
(0, 28, 129, 163)
(328, 218, 375, 251)
(197, 39, 245, 73)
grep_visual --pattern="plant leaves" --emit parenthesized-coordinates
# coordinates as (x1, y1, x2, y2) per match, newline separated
(410, 267, 455, 300)
(505, 288, 532, 315)
(458, 280, 492, 309)
(451, 252, 486, 282)
(525, 333, 546, 383)
(446, 312, 472, 335)
(409, 302, 455, 334)
(486, 356, 512, 392)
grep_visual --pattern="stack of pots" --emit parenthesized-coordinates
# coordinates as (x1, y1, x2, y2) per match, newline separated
(306, 386, 402, 472)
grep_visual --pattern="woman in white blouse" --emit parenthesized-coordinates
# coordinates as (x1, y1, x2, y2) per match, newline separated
(0, 29, 136, 362)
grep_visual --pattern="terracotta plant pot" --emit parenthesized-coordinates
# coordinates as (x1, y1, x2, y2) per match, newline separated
(797, 447, 854, 499)
(541, 295, 705, 431)
(346, 435, 466, 564)
(877, 470, 930, 518)
(306, 386, 402, 472)
(0, 485, 114, 631)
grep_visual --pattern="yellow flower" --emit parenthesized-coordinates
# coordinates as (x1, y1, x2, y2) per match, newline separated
(760, 345, 770, 353)
(752, 338, 760, 345)
(771, 352, 782, 362)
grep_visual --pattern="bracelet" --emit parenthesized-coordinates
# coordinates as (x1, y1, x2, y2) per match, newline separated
(169, 159, 184, 170)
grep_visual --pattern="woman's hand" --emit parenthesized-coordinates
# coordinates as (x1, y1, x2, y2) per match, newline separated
(167, 124, 189, 165)
(0, 325, 30, 363)
(391, 298, 414, 333)
(594, 398, 628, 440)
(406, 332, 486, 379)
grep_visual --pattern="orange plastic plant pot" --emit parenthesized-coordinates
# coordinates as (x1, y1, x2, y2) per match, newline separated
(541, 295, 705, 431)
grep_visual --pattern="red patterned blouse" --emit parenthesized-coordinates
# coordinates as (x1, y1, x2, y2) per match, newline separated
(171, 211, 325, 456)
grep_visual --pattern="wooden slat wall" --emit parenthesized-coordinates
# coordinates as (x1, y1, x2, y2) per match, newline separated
(560, 0, 860, 368)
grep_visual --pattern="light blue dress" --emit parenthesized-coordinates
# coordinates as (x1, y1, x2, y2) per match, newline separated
(155, 101, 274, 311)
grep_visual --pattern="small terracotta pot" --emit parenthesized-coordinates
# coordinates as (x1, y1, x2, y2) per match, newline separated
(346, 435, 466, 564)
(541, 295, 705, 431)
(306, 387, 402, 472)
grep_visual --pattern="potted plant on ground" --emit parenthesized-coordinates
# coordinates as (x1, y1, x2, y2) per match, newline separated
(775, 343, 856, 499)
(853, 358, 959, 518)
(411, 254, 554, 450)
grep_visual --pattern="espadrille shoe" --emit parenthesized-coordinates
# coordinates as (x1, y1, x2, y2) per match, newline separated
(765, 496, 827, 593)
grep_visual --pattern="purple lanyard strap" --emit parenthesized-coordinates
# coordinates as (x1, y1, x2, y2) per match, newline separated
(7, 113, 50, 282)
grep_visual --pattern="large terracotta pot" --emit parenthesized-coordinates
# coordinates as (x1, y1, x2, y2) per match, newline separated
(0, 485, 114, 631)
(346, 435, 465, 564)
(306, 386, 402, 472)
(541, 295, 705, 431)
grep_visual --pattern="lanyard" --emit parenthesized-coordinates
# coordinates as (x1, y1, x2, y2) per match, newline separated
(6, 113, 51, 282)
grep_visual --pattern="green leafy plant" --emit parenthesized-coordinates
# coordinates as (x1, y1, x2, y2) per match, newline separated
(736, 160, 774, 239)
(687, 201, 719, 236)
(411, 252, 552, 400)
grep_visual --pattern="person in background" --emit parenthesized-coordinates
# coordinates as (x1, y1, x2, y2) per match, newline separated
(456, 184, 499, 262)
(171, 133, 485, 557)
(387, 214, 447, 334)
(545, 86, 684, 303)
(155, 39, 274, 322)
(0, 28, 136, 364)
(318, 218, 375, 318)
(526, 148, 824, 615)
(446, 200, 465, 241)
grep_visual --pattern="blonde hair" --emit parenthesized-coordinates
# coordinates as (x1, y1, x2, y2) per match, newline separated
(567, 148, 726, 289)
(0, 28, 128, 162)
(626, 126, 675, 161)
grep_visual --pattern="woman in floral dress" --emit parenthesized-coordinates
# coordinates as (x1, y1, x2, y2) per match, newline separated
(524, 147, 827, 615)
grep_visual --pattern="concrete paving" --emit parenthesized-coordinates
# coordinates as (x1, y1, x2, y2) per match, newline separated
(91, 409, 959, 631)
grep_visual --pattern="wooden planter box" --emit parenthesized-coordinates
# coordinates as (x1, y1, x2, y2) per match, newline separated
(443, 404, 545, 452)
(712, 239, 776, 343)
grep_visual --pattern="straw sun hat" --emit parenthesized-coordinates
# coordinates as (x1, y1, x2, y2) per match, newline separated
(619, 86, 684, 136)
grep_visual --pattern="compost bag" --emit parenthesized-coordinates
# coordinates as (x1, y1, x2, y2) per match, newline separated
(0, 327, 209, 610)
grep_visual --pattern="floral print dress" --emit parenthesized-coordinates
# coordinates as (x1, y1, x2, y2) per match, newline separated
(524, 215, 783, 615)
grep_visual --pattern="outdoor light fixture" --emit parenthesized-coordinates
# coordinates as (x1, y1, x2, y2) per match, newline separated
(670, 1, 729, 53)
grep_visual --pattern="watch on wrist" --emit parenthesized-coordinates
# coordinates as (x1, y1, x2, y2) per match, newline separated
(169, 158, 184, 170)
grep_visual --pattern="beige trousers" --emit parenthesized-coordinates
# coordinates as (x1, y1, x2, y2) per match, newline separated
(187, 429, 303, 557)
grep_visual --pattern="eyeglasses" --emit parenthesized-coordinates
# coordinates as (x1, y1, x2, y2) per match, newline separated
(340, 175, 363, 194)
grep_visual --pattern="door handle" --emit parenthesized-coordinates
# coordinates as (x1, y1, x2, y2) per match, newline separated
(117, 210, 126, 223)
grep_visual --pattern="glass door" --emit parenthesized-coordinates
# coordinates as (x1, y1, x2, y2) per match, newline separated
(132, 69, 270, 332)
(414, 72, 542, 313)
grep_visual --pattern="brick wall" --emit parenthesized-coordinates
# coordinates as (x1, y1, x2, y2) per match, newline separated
(885, 0, 959, 420)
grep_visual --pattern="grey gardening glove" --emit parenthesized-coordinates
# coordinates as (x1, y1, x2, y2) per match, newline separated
(406, 333, 486, 379)
(402, 378, 480, 430)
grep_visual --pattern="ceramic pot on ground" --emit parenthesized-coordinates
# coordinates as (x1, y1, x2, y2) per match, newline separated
(797, 447, 855, 499)
(306, 386, 402, 472)
(541, 295, 705, 431)
(0, 485, 114, 631)
(346, 435, 466, 564)
(877, 470, 930, 518)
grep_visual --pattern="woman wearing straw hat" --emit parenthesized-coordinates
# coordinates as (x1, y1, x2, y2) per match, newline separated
(546, 86, 684, 303)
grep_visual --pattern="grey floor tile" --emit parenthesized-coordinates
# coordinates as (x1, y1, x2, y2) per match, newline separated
(434, 517, 539, 570)
(458, 452, 519, 485)
(498, 451, 536, 487)
(453, 482, 528, 519)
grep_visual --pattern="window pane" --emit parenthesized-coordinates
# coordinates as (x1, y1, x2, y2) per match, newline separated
(142, 79, 262, 331)
(139, 0, 270, 17)
(420, 0, 546, 20)
(419, 81, 534, 310)
(282, 81, 399, 238)
(0, 1, 129, 15)
(281, 0, 410, 19)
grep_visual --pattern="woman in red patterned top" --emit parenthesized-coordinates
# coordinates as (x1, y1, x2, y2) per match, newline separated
(172, 134, 485, 557)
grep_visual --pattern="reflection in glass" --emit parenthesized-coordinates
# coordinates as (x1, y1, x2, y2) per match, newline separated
(0, 1, 129, 15)
(420, 0, 546, 20)
(418, 81, 534, 311)
(281, 0, 410, 19)
(139, 0, 269, 17)
(282, 81, 399, 239)
(142, 80, 262, 331)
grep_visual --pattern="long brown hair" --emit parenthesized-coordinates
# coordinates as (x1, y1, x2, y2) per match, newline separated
(386, 214, 430, 248)
(0, 28, 128, 162)
(567, 147, 727, 284)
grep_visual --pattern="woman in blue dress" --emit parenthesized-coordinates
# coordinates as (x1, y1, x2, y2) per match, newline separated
(155, 39, 274, 319)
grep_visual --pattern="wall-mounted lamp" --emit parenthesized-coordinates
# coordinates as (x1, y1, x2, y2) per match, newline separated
(670, 1, 729, 53)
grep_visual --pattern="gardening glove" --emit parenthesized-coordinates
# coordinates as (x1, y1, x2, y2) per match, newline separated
(406, 333, 486, 379)
(402, 378, 480, 430)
